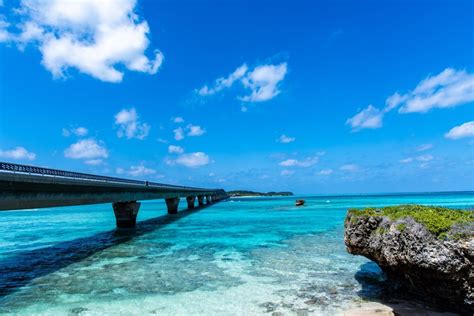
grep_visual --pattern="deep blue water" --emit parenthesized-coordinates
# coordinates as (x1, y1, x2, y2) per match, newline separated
(0, 192, 473, 315)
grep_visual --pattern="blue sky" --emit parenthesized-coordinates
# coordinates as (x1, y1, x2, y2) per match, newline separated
(0, 0, 473, 194)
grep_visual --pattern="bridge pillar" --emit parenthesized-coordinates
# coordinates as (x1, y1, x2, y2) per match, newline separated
(206, 195, 211, 204)
(197, 195, 205, 206)
(186, 196, 196, 209)
(113, 201, 141, 228)
(165, 197, 180, 214)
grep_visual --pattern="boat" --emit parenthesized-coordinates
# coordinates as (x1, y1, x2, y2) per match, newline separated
(295, 199, 305, 206)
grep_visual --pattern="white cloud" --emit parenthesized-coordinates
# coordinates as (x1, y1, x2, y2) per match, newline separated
(416, 144, 433, 152)
(84, 159, 103, 166)
(416, 154, 433, 162)
(62, 126, 88, 137)
(173, 127, 184, 141)
(395, 68, 474, 113)
(279, 156, 319, 167)
(157, 138, 168, 144)
(278, 134, 295, 144)
(173, 117, 184, 123)
(3, 0, 163, 82)
(74, 127, 88, 136)
(318, 169, 333, 175)
(280, 169, 295, 176)
(340, 164, 359, 172)
(347, 68, 474, 131)
(240, 63, 287, 102)
(196, 62, 287, 103)
(0, 17, 10, 42)
(445, 121, 474, 140)
(399, 158, 413, 163)
(171, 152, 210, 168)
(400, 155, 434, 163)
(186, 124, 205, 136)
(116, 165, 158, 177)
(198, 64, 248, 96)
(0, 146, 36, 161)
(128, 165, 156, 177)
(168, 145, 184, 154)
(114, 108, 150, 140)
(64, 139, 108, 160)
(346, 105, 383, 131)
(384, 92, 407, 112)
(385, 68, 474, 113)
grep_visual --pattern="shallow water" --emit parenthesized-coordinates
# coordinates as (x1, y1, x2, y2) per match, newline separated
(0, 192, 473, 315)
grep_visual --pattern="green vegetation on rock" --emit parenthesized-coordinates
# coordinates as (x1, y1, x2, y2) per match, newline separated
(396, 223, 407, 232)
(348, 204, 473, 237)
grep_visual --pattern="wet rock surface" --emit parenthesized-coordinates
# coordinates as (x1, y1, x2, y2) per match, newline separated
(344, 212, 473, 313)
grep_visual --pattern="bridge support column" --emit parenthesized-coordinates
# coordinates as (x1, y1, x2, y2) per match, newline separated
(165, 197, 180, 214)
(186, 196, 196, 209)
(197, 195, 205, 206)
(206, 195, 211, 204)
(113, 201, 141, 228)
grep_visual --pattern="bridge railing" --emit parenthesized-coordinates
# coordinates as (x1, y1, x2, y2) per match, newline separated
(0, 162, 215, 192)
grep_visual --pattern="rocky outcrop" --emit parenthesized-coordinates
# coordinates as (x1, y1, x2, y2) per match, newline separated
(344, 210, 473, 313)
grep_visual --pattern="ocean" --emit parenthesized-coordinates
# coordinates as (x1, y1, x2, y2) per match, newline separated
(0, 192, 472, 315)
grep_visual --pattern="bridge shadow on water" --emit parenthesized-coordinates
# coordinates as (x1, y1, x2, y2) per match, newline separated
(0, 205, 208, 299)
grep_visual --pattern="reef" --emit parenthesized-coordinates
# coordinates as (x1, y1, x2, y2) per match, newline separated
(344, 204, 473, 313)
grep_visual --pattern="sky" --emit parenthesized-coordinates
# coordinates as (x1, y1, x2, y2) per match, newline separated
(0, 0, 473, 194)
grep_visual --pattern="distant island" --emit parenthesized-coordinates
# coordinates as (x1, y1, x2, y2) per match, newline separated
(227, 190, 293, 197)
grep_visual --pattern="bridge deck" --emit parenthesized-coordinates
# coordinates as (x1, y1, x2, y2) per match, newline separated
(0, 162, 226, 212)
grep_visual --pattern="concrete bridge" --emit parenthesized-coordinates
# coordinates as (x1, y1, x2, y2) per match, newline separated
(0, 162, 228, 228)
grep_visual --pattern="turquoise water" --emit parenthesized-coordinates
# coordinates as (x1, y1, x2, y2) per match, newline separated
(0, 192, 473, 315)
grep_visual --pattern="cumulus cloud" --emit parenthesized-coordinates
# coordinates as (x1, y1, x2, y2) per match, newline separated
(198, 64, 248, 96)
(416, 144, 433, 152)
(240, 63, 287, 102)
(173, 117, 184, 123)
(278, 134, 295, 143)
(0, 17, 10, 42)
(346, 105, 383, 131)
(318, 169, 333, 175)
(0, 146, 36, 160)
(186, 124, 205, 136)
(1, 0, 163, 82)
(445, 121, 474, 140)
(196, 62, 287, 102)
(62, 126, 88, 137)
(347, 68, 474, 131)
(128, 165, 156, 177)
(173, 127, 184, 141)
(168, 145, 184, 154)
(399, 157, 413, 163)
(395, 68, 474, 113)
(399, 154, 434, 163)
(280, 169, 295, 176)
(340, 164, 359, 172)
(279, 156, 320, 167)
(114, 108, 150, 140)
(64, 139, 108, 160)
(84, 159, 103, 165)
(116, 164, 158, 177)
(416, 154, 433, 162)
(167, 152, 210, 168)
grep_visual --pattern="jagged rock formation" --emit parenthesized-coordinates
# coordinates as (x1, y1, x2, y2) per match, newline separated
(344, 205, 473, 313)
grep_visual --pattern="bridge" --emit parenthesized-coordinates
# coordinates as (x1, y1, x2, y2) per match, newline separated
(0, 162, 228, 228)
